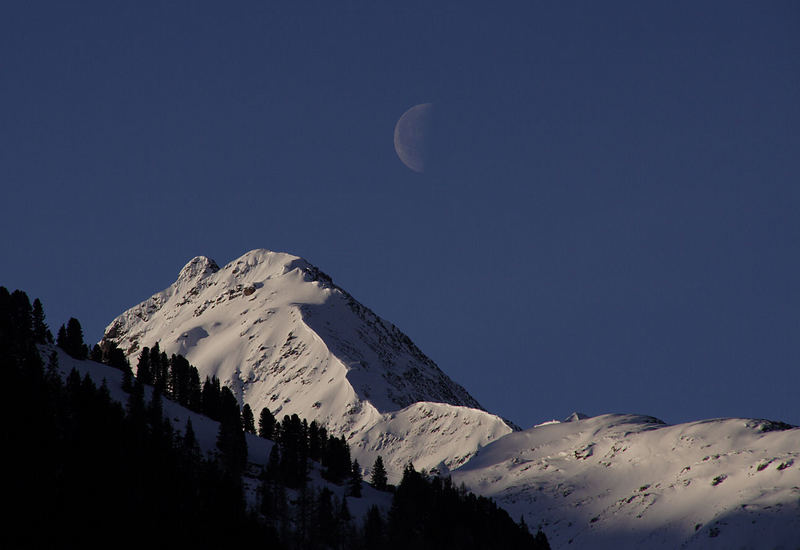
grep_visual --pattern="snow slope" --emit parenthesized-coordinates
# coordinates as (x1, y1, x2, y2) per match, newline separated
(101, 248, 800, 547)
(102, 249, 511, 479)
(452, 413, 800, 549)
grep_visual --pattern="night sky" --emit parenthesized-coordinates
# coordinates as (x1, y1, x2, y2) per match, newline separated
(2, 2, 798, 428)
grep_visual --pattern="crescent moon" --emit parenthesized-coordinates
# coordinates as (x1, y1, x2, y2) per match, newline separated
(394, 103, 433, 173)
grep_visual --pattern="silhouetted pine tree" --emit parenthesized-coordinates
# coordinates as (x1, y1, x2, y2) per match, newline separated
(61, 317, 88, 359)
(371, 455, 388, 491)
(158, 349, 169, 391)
(338, 496, 356, 549)
(147, 388, 174, 452)
(216, 387, 248, 474)
(258, 406, 276, 439)
(180, 418, 202, 464)
(187, 366, 202, 411)
(169, 353, 193, 404)
(126, 378, 147, 443)
(149, 343, 161, 385)
(533, 528, 551, 550)
(44, 349, 61, 387)
(6, 289, 33, 342)
(242, 403, 256, 434)
(322, 434, 351, 484)
(31, 298, 52, 344)
(136, 347, 152, 385)
(290, 482, 313, 547)
(150, 343, 169, 394)
(279, 413, 309, 488)
(349, 459, 363, 497)
(56, 324, 67, 351)
(121, 364, 133, 392)
(102, 341, 131, 376)
(202, 375, 222, 420)
(260, 443, 289, 534)
(90, 343, 103, 362)
(312, 487, 338, 549)
(309, 420, 327, 461)
(363, 505, 386, 549)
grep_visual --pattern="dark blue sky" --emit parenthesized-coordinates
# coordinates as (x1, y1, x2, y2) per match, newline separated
(2, 2, 798, 427)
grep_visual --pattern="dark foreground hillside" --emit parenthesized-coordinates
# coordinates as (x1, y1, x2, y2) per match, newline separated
(0, 287, 549, 550)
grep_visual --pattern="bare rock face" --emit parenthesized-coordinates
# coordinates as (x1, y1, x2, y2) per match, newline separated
(102, 248, 511, 479)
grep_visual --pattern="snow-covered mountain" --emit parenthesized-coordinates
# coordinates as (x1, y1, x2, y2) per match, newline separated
(102, 249, 512, 479)
(452, 413, 800, 549)
(102, 248, 800, 547)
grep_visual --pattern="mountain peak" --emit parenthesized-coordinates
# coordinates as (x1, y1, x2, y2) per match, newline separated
(178, 256, 220, 281)
(102, 248, 511, 477)
(226, 248, 300, 270)
(218, 249, 333, 287)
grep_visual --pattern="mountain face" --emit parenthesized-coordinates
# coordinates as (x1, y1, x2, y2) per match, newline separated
(103, 248, 800, 547)
(452, 413, 800, 549)
(103, 249, 511, 477)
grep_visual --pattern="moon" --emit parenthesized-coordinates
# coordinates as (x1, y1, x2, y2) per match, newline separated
(394, 103, 433, 173)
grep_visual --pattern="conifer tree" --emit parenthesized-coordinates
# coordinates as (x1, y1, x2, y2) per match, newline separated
(103, 342, 130, 373)
(363, 505, 386, 548)
(534, 528, 551, 550)
(90, 344, 103, 362)
(64, 317, 88, 359)
(294, 484, 313, 548)
(159, 350, 169, 391)
(279, 414, 309, 488)
(260, 448, 277, 518)
(150, 343, 169, 394)
(322, 434, 351, 484)
(187, 366, 202, 412)
(126, 377, 147, 448)
(371, 455, 388, 491)
(202, 376, 222, 420)
(169, 354, 193, 404)
(308, 420, 323, 461)
(31, 298, 52, 344)
(56, 324, 67, 350)
(219, 386, 240, 424)
(147, 388, 169, 446)
(66, 367, 82, 396)
(45, 350, 60, 384)
(265, 444, 281, 483)
(313, 487, 337, 548)
(349, 459, 363, 497)
(217, 389, 248, 475)
(181, 418, 202, 464)
(121, 363, 133, 393)
(136, 347, 152, 385)
(8, 290, 33, 338)
(338, 496, 355, 546)
(258, 406, 276, 439)
(241, 403, 256, 434)
(260, 442, 287, 529)
(98, 379, 113, 408)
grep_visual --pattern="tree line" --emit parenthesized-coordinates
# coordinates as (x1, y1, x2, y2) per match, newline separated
(0, 287, 549, 549)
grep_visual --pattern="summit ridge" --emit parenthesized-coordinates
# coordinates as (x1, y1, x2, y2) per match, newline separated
(103, 248, 511, 478)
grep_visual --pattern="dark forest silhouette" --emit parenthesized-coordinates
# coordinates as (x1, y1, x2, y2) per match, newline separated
(1, 287, 549, 549)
